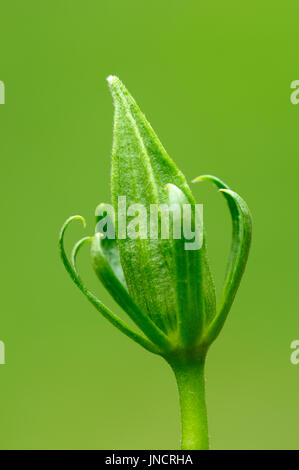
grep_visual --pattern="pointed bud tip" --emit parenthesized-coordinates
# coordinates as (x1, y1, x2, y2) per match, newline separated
(106, 75, 118, 86)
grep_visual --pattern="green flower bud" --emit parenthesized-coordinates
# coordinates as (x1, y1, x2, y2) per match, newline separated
(59, 76, 252, 449)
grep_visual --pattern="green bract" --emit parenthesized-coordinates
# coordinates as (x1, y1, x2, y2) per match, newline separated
(59, 76, 252, 450)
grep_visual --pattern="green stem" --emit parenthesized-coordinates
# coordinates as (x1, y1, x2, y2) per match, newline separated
(170, 357, 209, 450)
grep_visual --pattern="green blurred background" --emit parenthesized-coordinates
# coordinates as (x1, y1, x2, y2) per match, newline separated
(0, 0, 298, 450)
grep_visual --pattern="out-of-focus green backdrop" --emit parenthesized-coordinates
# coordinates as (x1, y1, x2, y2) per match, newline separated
(0, 0, 298, 450)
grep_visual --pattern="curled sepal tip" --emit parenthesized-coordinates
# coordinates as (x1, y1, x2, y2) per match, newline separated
(192, 174, 229, 188)
(193, 175, 252, 344)
(59, 216, 87, 288)
(72, 236, 93, 277)
(59, 216, 160, 354)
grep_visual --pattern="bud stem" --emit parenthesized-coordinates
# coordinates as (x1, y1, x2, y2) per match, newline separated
(170, 357, 209, 450)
